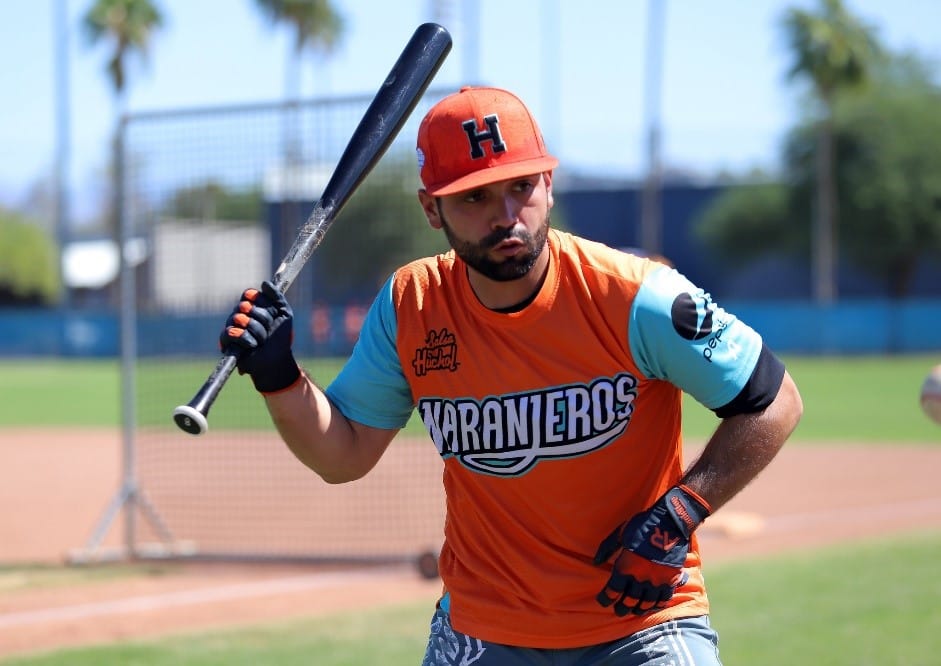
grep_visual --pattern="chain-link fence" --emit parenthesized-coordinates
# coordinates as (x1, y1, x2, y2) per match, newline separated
(76, 89, 452, 568)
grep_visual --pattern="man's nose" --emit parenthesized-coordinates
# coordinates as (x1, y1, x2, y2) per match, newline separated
(490, 194, 520, 228)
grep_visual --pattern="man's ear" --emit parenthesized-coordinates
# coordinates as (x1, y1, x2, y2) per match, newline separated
(418, 189, 443, 229)
(544, 171, 554, 209)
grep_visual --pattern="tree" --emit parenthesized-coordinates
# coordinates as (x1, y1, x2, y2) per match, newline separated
(253, 1, 344, 309)
(781, 0, 881, 303)
(83, 0, 164, 253)
(165, 181, 264, 223)
(831, 58, 941, 296)
(694, 51, 941, 299)
(0, 209, 59, 306)
(311, 152, 450, 302)
(694, 181, 794, 269)
(253, 0, 344, 101)
(82, 0, 164, 114)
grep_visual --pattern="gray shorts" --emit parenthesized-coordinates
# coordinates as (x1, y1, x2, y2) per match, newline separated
(421, 607, 721, 665)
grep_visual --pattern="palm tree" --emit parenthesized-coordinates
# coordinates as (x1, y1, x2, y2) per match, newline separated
(82, 0, 163, 304)
(83, 0, 164, 115)
(253, 1, 344, 311)
(79, 0, 167, 549)
(781, 0, 880, 303)
(253, 0, 345, 102)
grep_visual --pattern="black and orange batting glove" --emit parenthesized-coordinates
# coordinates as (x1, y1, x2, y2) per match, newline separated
(219, 280, 300, 394)
(593, 484, 711, 617)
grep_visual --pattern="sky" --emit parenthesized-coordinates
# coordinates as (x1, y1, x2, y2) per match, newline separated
(1, 0, 939, 224)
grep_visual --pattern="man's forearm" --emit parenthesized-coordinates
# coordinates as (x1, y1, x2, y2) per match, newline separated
(263, 373, 388, 484)
(681, 371, 803, 512)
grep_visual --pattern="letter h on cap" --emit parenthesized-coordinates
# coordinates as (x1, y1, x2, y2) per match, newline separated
(462, 114, 506, 159)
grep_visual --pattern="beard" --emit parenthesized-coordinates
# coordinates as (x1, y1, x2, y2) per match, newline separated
(438, 205, 551, 282)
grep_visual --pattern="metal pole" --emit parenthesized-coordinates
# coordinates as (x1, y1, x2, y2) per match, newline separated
(115, 118, 139, 557)
(813, 118, 836, 303)
(541, 0, 561, 156)
(53, 0, 71, 309)
(640, 0, 666, 255)
(462, 0, 479, 84)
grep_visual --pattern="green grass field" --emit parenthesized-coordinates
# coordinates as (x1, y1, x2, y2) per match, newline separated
(1, 353, 938, 441)
(2, 531, 939, 665)
(0, 353, 939, 664)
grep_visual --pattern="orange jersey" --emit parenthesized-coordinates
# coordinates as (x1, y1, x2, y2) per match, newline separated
(326, 229, 764, 647)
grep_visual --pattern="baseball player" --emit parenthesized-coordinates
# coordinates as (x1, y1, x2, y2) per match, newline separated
(221, 86, 803, 665)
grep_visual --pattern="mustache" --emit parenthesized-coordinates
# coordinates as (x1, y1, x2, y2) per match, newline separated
(482, 226, 528, 249)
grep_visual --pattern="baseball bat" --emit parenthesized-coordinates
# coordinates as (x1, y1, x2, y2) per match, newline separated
(172, 22, 452, 435)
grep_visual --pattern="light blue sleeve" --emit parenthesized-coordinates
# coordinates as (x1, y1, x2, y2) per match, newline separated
(628, 266, 763, 410)
(324, 275, 415, 429)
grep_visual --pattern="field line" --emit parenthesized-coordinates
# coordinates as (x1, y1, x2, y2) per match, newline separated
(0, 566, 405, 630)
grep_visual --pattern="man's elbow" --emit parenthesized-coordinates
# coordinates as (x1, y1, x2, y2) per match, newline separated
(316, 467, 368, 485)
(310, 447, 385, 485)
(776, 371, 804, 437)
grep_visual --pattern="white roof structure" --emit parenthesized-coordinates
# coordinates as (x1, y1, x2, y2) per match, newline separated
(62, 238, 148, 289)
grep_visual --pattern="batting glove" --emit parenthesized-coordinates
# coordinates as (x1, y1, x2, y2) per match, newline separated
(220, 280, 300, 393)
(593, 485, 711, 616)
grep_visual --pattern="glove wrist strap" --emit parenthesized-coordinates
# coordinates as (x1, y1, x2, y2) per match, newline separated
(665, 485, 712, 539)
(249, 353, 301, 393)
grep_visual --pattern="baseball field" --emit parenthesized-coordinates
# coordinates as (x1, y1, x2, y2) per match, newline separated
(1, 354, 940, 664)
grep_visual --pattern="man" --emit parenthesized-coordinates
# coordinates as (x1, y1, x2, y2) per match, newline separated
(221, 86, 803, 665)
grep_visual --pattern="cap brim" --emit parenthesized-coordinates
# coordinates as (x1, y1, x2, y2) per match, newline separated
(425, 155, 559, 196)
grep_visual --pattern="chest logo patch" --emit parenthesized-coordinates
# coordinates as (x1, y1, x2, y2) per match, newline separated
(412, 328, 460, 376)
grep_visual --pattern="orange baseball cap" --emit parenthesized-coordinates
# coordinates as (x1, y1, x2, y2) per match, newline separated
(416, 86, 559, 196)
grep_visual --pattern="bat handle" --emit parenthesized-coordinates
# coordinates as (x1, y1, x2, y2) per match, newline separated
(172, 353, 239, 435)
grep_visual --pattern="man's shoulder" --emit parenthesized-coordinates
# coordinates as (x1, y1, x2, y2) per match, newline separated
(553, 229, 634, 260)
(391, 250, 458, 295)
(552, 230, 664, 283)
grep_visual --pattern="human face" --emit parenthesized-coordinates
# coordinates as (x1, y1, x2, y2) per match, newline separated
(421, 173, 553, 283)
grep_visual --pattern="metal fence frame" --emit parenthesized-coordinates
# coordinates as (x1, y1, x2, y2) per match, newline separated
(71, 89, 454, 576)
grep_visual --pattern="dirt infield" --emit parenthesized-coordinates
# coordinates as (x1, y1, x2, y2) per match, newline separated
(2, 427, 941, 658)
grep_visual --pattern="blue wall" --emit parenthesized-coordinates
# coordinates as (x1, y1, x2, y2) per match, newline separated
(3, 182, 939, 358)
(724, 299, 941, 354)
(3, 300, 939, 358)
(555, 184, 941, 300)
(0, 311, 120, 357)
